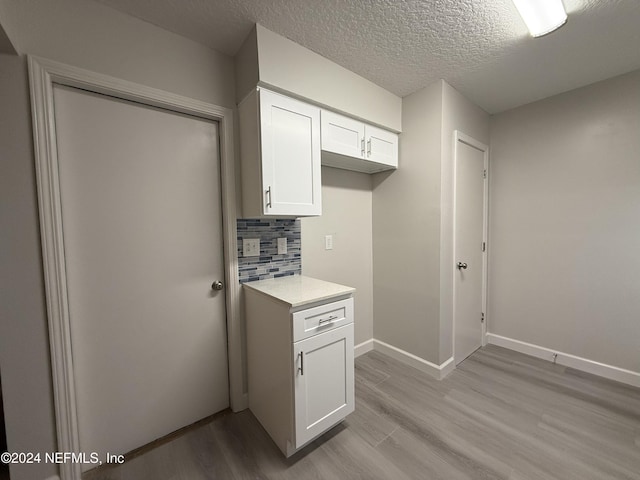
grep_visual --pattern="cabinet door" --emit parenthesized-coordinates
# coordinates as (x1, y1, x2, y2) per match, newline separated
(293, 323, 354, 448)
(321, 110, 365, 159)
(365, 124, 398, 168)
(260, 89, 322, 216)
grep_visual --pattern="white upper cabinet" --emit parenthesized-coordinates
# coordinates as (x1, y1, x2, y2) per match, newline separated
(320, 110, 366, 159)
(320, 110, 398, 174)
(239, 88, 322, 217)
(366, 124, 398, 167)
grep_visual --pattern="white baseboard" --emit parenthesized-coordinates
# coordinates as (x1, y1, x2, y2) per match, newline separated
(371, 339, 454, 380)
(45, 475, 60, 480)
(486, 333, 640, 388)
(439, 356, 456, 378)
(354, 339, 374, 357)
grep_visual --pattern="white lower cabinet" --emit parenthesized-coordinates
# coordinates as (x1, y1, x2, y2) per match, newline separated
(244, 286, 355, 457)
(294, 323, 354, 448)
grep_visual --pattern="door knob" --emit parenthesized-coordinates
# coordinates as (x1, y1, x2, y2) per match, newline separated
(457, 262, 468, 270)
(211, 280, 224, 291)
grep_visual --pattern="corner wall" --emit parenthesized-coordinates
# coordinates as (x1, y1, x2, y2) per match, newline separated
(372, 81, 443, 364)
(0, 21, 16, 54)
(371, 80, 489, 368)
(488, 69, 640, 374)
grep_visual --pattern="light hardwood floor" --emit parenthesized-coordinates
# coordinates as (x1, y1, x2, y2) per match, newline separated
(84, 345, 640, 480)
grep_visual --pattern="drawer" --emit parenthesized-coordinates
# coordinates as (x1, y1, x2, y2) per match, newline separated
(292, 298, 353, 342)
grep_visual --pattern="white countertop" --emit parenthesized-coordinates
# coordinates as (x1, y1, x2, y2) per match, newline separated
(242, 275, 355, 308)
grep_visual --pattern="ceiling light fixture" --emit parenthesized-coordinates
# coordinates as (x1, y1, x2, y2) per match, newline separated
(511, 0, 568, 37)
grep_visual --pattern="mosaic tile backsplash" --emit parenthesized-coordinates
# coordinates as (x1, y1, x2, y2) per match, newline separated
(237, 218, 301, 283)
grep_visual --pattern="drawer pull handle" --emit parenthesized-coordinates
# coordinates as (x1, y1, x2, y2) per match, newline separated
(298, 352, 304, 376)
(319, 315, 339, 324)
(266, 186, 272, 208)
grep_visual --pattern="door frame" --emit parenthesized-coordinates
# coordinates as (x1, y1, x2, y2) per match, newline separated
(452, 131, 489, 364)
(28, 56, 244, 480)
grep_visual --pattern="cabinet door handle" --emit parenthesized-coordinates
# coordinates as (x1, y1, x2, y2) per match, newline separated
(360, 137, 365, 157)
(367, 139, 371, 157)
(318, 315, 338, 324)
(266, 186, 272, 208)
(298, 352, 304, 376)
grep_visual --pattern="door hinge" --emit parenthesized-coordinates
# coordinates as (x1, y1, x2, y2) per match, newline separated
(481, 312, 485, 323)
(482, 241, 486, 252)
(483, 169, 487, 179)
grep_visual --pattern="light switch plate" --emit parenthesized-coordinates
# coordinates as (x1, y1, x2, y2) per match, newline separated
(325, 235, 333, 250)
(243, 238, 260, 257)
(277, 237, 287, 255)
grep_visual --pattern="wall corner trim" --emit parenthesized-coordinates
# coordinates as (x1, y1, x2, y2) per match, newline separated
(486, 333, 640, 388)
(371, 339, 454, 380)
(234, 392, 249, 412)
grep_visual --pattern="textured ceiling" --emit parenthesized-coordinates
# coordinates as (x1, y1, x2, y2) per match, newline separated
(95, 0, 640, 113)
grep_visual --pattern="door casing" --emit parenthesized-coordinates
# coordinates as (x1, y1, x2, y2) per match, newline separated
(28, 55, 244, 480)
(452, 131, 489, 364)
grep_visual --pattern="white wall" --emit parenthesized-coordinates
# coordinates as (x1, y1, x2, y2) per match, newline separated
(301, 167, 373, 346)
(0, 0, 235, 107)
(253, 24, 402, 132)
(234, 25, 259, 103)
(439, 82, 490, 363)
(488, 69, 640, 373)
(372, 81, 443, 363)
(0, 53, 58, 480)
(0, 2, 237, 479)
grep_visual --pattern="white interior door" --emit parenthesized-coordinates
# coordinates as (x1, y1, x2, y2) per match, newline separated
(52, 85, 229, 469)
(454, 133, 488, 365)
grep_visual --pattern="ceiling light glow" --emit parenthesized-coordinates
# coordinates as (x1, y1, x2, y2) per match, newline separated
(511, 0, 568, 37)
